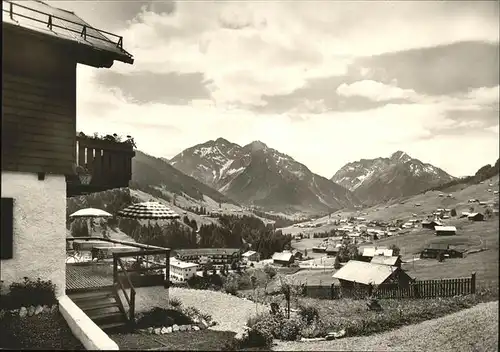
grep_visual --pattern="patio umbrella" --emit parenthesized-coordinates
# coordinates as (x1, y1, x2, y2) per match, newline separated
(117, 201, 180, 268)
(69, 208, 113, 237)
(117, 201, 180, 220)
(70, 208, 113, 218)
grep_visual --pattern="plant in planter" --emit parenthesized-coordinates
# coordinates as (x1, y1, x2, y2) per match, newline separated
(1, 278, 56, 311)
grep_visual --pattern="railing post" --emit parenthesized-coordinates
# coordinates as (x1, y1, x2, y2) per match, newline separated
(9, 2, 13, 19)
(471, 272, 476, 294)
(47, 14, 52, 29)
(113, 254, 117, 284)
(164, 250, 170, 288)
(130, 290, 135, 323)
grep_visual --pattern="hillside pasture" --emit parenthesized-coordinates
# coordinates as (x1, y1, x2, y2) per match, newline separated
(300, 175, 499, 231)
(404, 249, 499, 290)
(373, 217, 499, 258)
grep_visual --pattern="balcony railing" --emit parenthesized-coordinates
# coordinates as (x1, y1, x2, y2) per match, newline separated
(66, 135, 135, 197)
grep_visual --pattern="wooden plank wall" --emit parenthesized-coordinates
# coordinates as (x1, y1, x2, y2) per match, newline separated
(2, 25, 77, 175)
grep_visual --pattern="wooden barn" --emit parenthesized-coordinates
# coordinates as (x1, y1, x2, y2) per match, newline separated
(272, 251, 294, 266)
(332, 260, 413, 291)
(435, 226, 457, 236)
(420, 243, 464, 259)
(422, 219, 443, 230)
(467, 213, 485, 221)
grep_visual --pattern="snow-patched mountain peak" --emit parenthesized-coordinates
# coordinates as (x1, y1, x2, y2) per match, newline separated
(169, 138, 361, 212)
(331, 151, 455, 204)
(245, 140, 268, 152)
(390, 150, 412, 163)
(215, 137, 230, 145)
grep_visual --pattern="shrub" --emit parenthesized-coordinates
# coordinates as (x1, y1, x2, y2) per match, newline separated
(135, 307, 192, 329)
(223, 277, 239, 295)
(298, 305, 320, 324)
(279, 318, 304, 341)
(1, 277, 56, 309)
(244, 313, 280, 348)
(300, 318, 329, 338)
(169, 297, 182, 309)
(245, 322, 274, 348)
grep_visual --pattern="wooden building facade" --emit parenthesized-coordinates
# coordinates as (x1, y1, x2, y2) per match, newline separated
(1, 0, 134, 296)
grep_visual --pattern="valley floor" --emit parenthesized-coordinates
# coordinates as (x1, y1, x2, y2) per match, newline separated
(273, 301, 499, 352)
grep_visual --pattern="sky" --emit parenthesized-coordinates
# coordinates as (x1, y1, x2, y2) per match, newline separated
(51, 0, 499, 178)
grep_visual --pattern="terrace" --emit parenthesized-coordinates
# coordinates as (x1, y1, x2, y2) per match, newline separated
(65, 236, 170, 330)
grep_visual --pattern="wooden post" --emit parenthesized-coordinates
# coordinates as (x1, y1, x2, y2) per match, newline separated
(113, 255, 117, 284)
(130, 290, 135, 323)
(164, 250, 170, 288)
(471, 272, 476, 294)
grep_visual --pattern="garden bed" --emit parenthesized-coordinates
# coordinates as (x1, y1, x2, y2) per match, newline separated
(0, 310, 84, 350)
(233, 288, 499, 350)
(111, 330, 237, 350)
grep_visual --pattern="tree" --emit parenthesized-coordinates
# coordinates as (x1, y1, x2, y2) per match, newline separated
(485, 207, 493, 219)
(304, 249, 308, 257)
(451, 208, 457, 217)
(389, 244, 401, 256)
(334, 255, 341, 269)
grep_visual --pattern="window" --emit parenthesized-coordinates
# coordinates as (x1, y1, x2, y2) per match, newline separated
(1, 198, 14, 259)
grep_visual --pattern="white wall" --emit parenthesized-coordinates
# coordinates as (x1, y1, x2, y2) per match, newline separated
(1, 172, 66, 297)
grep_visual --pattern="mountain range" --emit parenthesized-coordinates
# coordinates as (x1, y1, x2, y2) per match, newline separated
(331, 151, 456, 204)
(169, 138, 361, 213)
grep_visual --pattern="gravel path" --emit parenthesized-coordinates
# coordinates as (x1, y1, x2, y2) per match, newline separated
(274, 301, 498, 352)
(169, 287, 269, 335)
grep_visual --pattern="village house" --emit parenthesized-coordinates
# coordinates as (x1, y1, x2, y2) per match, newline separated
(0, 0, 134, 296)
(420, 243, 464, 259)
(370, 255, 403, 268)
(290, 249, 304, 261)
(360, 247, 393, 262)
(422, 219, 444, 230)
(468, 213, 485, 221)
(332, 260, 413, 291)
(312, 245, 327, 253)
(325, 244, 341, 257)
(272, 251, 294, 266)
(169, 259, 199, 282)
(241, 250, 260, 262)
(435, 225, 457, 236)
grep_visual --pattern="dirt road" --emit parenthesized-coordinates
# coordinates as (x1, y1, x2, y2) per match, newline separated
(274, 301, 498, 352)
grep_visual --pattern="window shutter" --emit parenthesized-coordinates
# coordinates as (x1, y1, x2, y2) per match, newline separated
(1, 198, 14, 259)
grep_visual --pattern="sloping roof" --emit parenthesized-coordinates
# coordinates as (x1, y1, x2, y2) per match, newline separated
(362, 247, 393, 257)
(370, 256, 400, 266)
(272, 251, 293, 262)
(242, 250, 257, 257)
(332, 261, 398, 285)
(422, 219, 443, 225)
(325, 245, 340, 252)
(170, 260, 198, 269)
(435, 226, 457, 232)
(468, 213, 483, 218)
(2, 0, 133, 64)
(175, 248, 240, 257)
(427, 243, 449, 250)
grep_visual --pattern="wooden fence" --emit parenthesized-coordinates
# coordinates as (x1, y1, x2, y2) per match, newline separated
(303, 273, 477, 300)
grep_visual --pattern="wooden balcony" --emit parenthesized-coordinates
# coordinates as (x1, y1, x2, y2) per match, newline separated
(66, 135, 135, 197)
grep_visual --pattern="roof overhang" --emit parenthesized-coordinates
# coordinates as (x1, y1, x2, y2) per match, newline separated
(3, 19, 133, 68)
